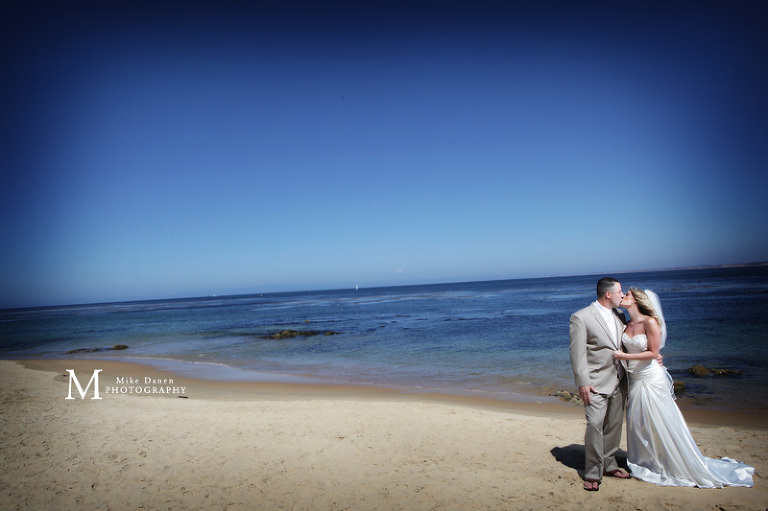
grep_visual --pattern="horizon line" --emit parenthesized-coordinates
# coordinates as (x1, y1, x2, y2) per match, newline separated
(3, 261, 766, 312)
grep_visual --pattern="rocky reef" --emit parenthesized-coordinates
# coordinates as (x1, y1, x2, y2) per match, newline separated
(67, 344, 129, 354)
(550, 390, 582, 404)
(685, 365, 743, 377)
(551, 380, 688, 402)
(261, 330, 340, 340)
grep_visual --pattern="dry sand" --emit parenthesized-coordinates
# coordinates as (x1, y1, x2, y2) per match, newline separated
(1, 359, 765, 510)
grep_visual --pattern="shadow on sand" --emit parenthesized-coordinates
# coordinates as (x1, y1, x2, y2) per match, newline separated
(550, 444, 628, 479)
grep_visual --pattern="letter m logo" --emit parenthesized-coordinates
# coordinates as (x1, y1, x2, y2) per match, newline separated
(65, 369, 103, 400)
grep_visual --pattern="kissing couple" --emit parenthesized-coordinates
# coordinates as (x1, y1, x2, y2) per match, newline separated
(569, 277, 754, 491)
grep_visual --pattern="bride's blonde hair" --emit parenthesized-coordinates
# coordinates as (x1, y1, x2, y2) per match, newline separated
(631, 287, 664, 329)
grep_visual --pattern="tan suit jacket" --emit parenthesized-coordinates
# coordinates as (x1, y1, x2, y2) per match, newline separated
(569, 302, 625, 395)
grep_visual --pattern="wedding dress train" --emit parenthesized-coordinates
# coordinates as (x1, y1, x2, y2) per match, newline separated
(623, 333, 754, 488)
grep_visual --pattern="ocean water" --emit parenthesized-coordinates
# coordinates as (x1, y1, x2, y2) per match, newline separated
(2, 267, 767, 411)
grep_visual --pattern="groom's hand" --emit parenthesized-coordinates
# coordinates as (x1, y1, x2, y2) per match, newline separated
(579, 385, 596, 405)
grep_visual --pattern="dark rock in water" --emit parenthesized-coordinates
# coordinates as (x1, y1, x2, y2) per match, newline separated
(673, 381, 686, 394)
(550, 390, 582, 404)
(67, 344, 129, 354)
(263, 330, 319, 340)
(67, 347, 102, 354)
(685, 365, 742, 377)
(262, 330, 340, 340)
(709, 368, 742, 376)
(686, 365, 710, 377)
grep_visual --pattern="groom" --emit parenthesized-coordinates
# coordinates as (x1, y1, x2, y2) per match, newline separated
(569, 277, 630, 491)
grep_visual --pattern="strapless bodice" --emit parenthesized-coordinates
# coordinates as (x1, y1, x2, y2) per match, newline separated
(622, 333, 648, 354)
(622, 333, 656, 372)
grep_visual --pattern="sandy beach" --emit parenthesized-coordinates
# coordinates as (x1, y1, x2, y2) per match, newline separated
(1, 359, 765, 510)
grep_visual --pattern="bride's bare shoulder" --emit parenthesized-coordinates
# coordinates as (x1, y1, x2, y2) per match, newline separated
(641, 317, 661, 340)
(645, 316, 660, 330)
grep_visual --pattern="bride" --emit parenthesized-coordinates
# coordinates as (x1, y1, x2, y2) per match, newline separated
(612, 288, 754, 488)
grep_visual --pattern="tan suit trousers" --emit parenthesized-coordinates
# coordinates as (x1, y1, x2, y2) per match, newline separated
(583, 379, 627, 481)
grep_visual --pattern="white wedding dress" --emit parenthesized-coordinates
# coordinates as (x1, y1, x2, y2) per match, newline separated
(623, 333, 754, 488)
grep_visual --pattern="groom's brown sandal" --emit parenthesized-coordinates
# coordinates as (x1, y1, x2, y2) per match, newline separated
(604, 469, 630, 479)
(583, 479, 600, 491)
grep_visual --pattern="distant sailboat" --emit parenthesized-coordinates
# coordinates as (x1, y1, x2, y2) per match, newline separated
(355, 284, 359, 291)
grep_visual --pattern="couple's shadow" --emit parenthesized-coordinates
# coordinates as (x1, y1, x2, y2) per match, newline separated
(550, 445, 628, 479)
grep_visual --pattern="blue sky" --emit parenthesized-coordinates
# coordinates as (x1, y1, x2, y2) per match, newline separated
(2, 1, 767, 308)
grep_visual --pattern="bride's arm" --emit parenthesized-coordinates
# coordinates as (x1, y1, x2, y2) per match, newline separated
(614, 319, 662, 361)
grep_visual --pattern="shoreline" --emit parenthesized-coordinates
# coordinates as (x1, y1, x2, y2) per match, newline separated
(16, 357, 768, 429)
(2, 359, 766, 510)
(18, 358, 583, 418)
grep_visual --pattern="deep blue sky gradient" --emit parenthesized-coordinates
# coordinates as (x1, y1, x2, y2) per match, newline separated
(2, 1, 767, 307)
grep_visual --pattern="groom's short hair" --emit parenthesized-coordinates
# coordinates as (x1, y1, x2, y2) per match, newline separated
(597, 277, 620, 298)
